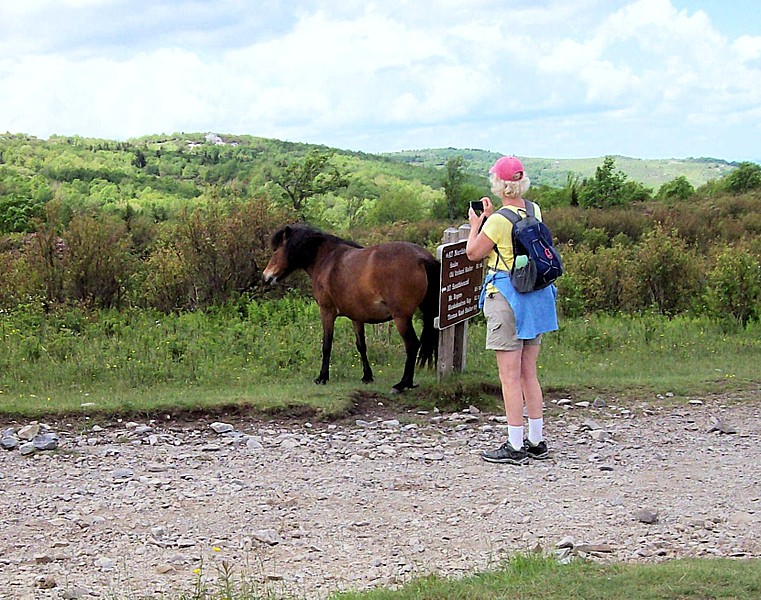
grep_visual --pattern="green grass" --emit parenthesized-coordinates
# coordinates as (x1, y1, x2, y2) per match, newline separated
(332, 555, 761, 600)
(162, 554, 761, 600)
(1, 300, 759, 418)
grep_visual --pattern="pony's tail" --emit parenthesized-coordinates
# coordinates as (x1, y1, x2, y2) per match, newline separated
(417, 257, 440, 369)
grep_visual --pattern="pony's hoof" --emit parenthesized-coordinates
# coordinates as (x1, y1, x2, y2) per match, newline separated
(314, 378, 328, 385)
(391, 382, 417, 394)
(361, 377, 374, 384)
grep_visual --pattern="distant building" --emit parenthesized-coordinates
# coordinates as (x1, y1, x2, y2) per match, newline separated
(205, 133, 225, 145)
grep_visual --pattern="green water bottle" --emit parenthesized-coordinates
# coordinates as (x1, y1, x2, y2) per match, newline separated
(515, 255, 528, 269)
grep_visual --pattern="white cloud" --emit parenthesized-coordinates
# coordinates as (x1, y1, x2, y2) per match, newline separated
(733, 35, 761, 61)
(0, 0, 759, 159)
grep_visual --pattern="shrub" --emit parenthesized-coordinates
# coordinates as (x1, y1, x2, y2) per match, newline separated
(650, 204, 715, 251)
(23, 226, 66, 306)
(545, 206, 588, 245)
(136, 243, 192, 312)
(704, 243, 761, 326)
(580, 227, 609, 251)
(64, 214, 137, 308)
(353, 219, 449, 251)
(633, 225, 704, 316)
(553, 257, 586, 318)
(658, 175, 695, 202)
(724, 161, 761, 194)
(154, 197, 290, 310)
(586, 207, 652, 243)
(0, 249, 24, 306)
(557, 243, 639, 314)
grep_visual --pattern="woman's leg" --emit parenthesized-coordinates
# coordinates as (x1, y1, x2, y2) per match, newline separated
(520, 343, 543, 420)
(495, 348, 523, 425)
(521, 343, 549, 456)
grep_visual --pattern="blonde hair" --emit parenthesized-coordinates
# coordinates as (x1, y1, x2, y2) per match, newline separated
(490, 172, 531, 199)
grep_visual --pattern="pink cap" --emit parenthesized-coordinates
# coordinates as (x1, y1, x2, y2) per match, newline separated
(489, 156, 524, 181)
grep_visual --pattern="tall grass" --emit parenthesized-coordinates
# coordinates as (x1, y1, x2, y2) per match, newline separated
(1, 297, 759, 417)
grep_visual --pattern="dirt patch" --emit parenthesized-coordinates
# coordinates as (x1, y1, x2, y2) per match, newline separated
(1, 390, 760, 599)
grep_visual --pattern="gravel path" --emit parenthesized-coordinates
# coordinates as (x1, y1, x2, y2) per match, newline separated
(1, 390, 760, 599)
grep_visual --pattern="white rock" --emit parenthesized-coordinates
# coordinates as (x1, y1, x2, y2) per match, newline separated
(210, 422, 234, 434)
(18, 424, 40, 440)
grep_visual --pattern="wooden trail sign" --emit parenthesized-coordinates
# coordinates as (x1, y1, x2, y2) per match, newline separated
(438, 240, 484, 329)
(436, 225, 484, 379)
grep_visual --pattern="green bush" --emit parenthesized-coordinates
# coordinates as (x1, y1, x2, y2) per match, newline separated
(0, 249, 25, 306)
(136, 243, 192, 312)
(557, 243, 639, 314)
(64, 213, 137, 308)
(545, 206, 587, 245)
(580, 227, 609, 251)
(553, 261, 586, 318)
(704, 243, 761, 326)
(634, 225, 704, 316)
(658, 175, 695, 202)
(724, 161, 761, 194)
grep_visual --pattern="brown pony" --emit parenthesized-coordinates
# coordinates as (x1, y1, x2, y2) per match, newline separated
(263, 224, 440, 393)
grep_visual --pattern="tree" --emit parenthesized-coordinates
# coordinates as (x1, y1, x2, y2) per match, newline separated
(658, 175, 694, 202)
(272, 151, 348, 216)
(578, 156, 651, 208)
(578, 156, 626, 208)
(527, 173, 580, 208)
(367, 180, 426, 225)
(724, 161, 761, 194)
(442, 156, 466, 219)
(132, 149, 147, 169)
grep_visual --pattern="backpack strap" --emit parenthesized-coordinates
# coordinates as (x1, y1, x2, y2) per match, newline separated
(491, 202, 536, 270)
(495, 201, 536, 223)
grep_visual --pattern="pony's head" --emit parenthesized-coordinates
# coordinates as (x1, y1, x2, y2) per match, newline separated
(263, 224, 342, 284)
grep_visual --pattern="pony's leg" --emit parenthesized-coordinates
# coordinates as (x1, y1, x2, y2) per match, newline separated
(352, 321, 374, 384)
(391, 316, 420, 393)
(316, 309, 336, 385)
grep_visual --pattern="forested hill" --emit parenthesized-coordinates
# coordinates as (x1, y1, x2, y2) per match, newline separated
(382, 148, 737, 188)
(0, 131, 745, 236)
(2, 131, 736, 192)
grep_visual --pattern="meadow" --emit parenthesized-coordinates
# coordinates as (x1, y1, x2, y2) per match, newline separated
(1, 297, 758, 418)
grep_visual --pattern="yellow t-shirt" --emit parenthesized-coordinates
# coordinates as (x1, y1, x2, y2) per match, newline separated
(481, 202, 543, 292)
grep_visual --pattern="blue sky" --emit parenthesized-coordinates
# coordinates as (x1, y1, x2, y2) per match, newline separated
(1, 0, 759, 161)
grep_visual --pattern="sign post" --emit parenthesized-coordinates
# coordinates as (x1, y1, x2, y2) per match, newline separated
(435, 224, 484, 380)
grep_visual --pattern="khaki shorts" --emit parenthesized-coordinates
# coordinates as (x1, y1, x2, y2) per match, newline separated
(483, 292, 542, 351)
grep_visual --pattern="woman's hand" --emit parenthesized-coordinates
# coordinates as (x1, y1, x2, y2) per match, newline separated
(466, 196, 496, 262)
(468, 196, 493, 231)
(481, 196, 494, 217)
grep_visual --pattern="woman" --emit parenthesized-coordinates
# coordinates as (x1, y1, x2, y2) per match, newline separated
(466, 156, 558, 465)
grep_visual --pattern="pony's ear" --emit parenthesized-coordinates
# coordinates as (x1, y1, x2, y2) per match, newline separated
(283, 225, 292, 238)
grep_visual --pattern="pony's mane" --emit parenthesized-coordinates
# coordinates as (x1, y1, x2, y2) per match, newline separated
(271, 224, 362, 269)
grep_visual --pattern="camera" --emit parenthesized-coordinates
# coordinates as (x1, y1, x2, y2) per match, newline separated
(469, 200, 484, 212)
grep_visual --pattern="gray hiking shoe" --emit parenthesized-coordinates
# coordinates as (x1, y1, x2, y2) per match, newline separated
(481, 442, 529, 465)
(524, 439, 549, 460)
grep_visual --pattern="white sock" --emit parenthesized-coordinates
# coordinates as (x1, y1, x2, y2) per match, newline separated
(507, 425, 524, 451)
(528, 418, 544, 445)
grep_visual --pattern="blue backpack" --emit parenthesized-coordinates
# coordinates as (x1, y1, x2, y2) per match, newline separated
(495, 202, 563, 293)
